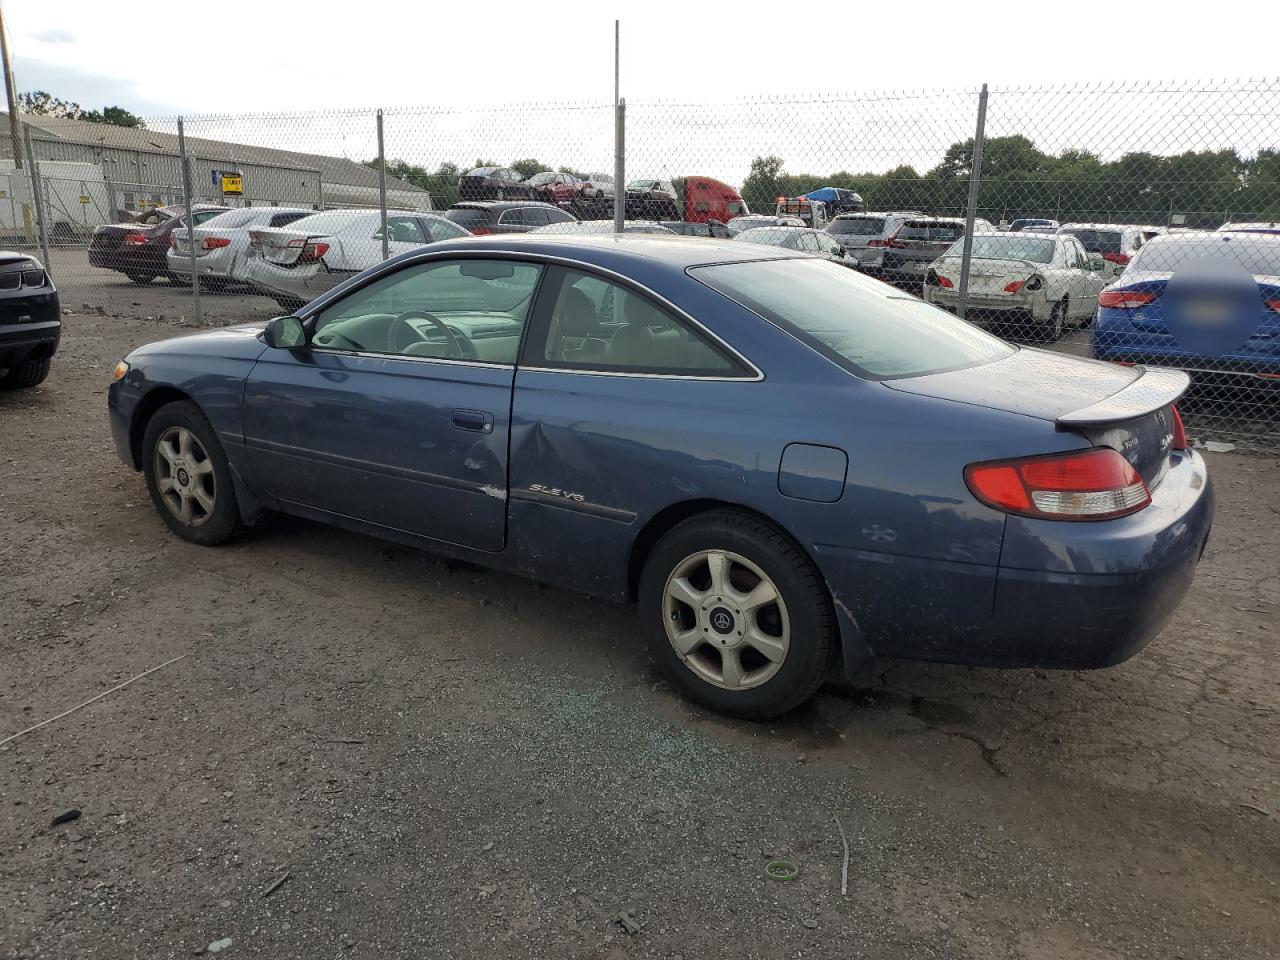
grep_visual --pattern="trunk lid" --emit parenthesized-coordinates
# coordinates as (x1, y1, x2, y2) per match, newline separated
(249, 225, 336, 267)
(885, 348, 1187, 488)
(932, 256, 1041, 294)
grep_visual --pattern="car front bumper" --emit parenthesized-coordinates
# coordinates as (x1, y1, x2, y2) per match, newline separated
(817, 448, 1213, 671)
(0, 289, 61, 370)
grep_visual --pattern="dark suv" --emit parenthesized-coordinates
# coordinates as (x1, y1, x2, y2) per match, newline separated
(0, 253, 60, 389)
(443, 201, 576, 236)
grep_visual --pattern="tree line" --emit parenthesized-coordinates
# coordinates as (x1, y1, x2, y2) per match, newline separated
(741, 137, 1280, 227)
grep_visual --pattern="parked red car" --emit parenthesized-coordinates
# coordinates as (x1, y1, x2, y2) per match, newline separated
(89, 205, 231, 284)
(523, 171, 585, 207)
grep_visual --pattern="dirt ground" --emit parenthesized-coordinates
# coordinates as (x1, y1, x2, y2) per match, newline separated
(1, 286, 1278, 959)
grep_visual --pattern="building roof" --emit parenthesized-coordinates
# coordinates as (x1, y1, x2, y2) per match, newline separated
(4, 112, 424, 194)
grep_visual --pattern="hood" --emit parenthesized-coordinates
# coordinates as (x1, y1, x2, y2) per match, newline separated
(129, 322, 268, 363)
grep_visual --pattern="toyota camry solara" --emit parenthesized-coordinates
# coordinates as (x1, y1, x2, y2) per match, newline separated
(107, 235, 1214, 718)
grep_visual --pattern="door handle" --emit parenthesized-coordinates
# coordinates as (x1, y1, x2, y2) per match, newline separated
(451, 409, 494, 434)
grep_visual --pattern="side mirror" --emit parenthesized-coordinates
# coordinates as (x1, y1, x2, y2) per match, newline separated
(263, 315, 306, 349)
(830, 244, 844, 256)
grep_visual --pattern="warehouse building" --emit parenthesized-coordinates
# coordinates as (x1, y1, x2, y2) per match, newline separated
(0, 112, 431, 239)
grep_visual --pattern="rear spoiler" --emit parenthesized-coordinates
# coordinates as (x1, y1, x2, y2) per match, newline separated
(1057, 366, 1190, 426)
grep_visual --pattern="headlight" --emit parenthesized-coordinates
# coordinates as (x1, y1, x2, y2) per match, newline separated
(111, 360, 130, 382)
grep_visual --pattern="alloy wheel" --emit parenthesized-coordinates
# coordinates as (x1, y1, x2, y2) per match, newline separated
(662, 550, 791, 691)
(153, 426, 217, 526)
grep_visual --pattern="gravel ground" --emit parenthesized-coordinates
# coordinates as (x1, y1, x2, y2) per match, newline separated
(1, 273, 1278, 960)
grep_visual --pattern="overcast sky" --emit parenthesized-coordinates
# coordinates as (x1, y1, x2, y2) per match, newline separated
(6, 2, 1277, 185)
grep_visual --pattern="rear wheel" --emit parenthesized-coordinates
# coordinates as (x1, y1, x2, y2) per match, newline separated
(1, 357, 52, 389)
(1043, 298, 1067, 342)
(639, 511, 835, 719)
(142, 401, 242, 546)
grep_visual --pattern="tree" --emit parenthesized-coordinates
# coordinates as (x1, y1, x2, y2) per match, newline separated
(741, 155, 786, 209)
(19, 90, 144, 128)
(510, 158, 548, 179)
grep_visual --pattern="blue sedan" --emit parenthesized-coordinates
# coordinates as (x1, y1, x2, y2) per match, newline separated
(108, 235, 1214, 718)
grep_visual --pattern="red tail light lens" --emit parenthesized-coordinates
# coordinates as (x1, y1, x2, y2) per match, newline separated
(1265, 298, 1280, 312)
(1099, 289, 1157, 309)
(1102, 252, 1132, 265)
(1003, 280, 1025, 294)
(201, 236, 231, 250)
(287, 238, 330, 263)
(469, 226, 493, 236)
(965, 447, 1151, 521)
(867, 238, 888, 248)
(1170, 405, 1187, 451)
(937, 275, 953, 288)
(123, 233, 148, 245)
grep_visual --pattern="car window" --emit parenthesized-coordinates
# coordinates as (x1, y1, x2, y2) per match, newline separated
(200, 208, 259, 229)
(828, 217, 884, 237)
(798, 232, 821, 252)
(944, 234, 1056, 264)
(311, 259, 543, 364)
(192, 209, 227, 225)
(692, 258, 1013, 380)
(422, 217, 470, 242)
(899, 221, 965, 242)
(540, 269, 741, 375)
(269, 211, 310, 228)
(373, 216, 426, 244)
(444, 208, 493, 230)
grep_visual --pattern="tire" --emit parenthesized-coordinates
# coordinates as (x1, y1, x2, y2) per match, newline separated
(638, 510, 835, 719)
(1043, 298, 1067, 342)
(1, 356, 52, 389)
(495, 188, 507, 201)
(141, 400, 242, 546)
(126, 272, 156, 284)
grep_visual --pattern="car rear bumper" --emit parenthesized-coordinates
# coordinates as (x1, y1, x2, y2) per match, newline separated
(241, 257, 345, 302)
(166, 246, 238, 281)
(1091, 328, 1280, 379)
(923, 287, 1051, 321)
(88, 246, 167, 275)
(0, 314, 61, 369)
(817, 449, 1213, 671)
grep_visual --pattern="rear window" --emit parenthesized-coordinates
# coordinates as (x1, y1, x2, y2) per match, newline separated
(287, 210, 371, 233)
(444, 208, 495, 228)
(201, 208, 260, 229)
(899, 221, 964, 241)
(946, 234, 1056, 264)
(692, 258, 1014, 380)
(269, 211, 310, 228)
(1061, 228, 1123, 254)
(1128, 235, 1280, 276)
(828, 217, 885, 236)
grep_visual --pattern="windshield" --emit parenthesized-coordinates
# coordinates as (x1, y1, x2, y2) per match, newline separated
(443, 208, 494, 228)
(692, 258, 1014, 380)
(1128, 235, 1280, 276)
(828, 217, 885, 237)
(899, 222, 964, 242)
(735, 228, 801, 248)
(944, 234, 1056, 263)
(524, 172, 555, 185)
(1060, 228, 1123, 254)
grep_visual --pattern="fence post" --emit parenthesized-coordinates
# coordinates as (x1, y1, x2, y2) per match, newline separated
(22, 124, 52, 281)
(613, 98, 625, 233)
(956, 83, 988, 322)
(177, 117, 203, 327)
(376, 109, 389, 260)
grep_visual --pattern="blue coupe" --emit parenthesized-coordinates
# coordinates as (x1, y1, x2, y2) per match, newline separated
(108, 235, 1214, 718)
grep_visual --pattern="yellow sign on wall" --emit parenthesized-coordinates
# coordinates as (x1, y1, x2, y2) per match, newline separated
(220, 174, 244, 196)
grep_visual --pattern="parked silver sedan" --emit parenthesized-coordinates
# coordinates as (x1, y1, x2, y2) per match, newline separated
(166, 207, 314, 290)
(734, 226, 851, 264)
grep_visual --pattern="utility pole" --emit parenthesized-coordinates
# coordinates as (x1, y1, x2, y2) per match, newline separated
(612, 20, 624, 234)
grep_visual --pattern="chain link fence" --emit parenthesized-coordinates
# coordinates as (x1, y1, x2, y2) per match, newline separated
(9, 78, 1280, 446)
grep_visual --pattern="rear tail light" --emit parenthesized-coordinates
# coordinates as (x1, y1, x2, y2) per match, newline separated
(1004, 280, 1025, 294)
(1102, 252, 1131, 265)
(1170, 405, 1187, 451)
(202, 236, 231, 250)
(965, 447, 1151, 521)
(468, 226, 493, 236)
(1098, 289, 1157, 309)
(867, 238, 889, 248)
(1265, 298, 1280, 312)
(123, 233, 148, 245)
(287, 238, 330, 263)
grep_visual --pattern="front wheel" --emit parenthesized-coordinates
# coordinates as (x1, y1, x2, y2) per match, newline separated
(638, 511, 835, 719)
(142, 401, 242, 546)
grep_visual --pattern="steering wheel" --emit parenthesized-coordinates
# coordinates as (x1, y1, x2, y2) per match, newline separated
(388, 310, 469, 359)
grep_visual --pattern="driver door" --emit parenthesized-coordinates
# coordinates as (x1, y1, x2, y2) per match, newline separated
(241, 257, 543, 552)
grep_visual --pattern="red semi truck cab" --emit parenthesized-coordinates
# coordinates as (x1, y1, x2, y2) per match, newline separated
(671, 177, 749, 225)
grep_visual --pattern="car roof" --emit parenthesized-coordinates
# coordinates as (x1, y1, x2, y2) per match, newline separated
(415, 232, 811, 269)
(450, 200, 560, 211)
(1059, 222, 1135, 232)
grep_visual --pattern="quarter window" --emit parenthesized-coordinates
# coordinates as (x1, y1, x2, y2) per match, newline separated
(311, 259, 543, 364)
(540, 269, 742, 375)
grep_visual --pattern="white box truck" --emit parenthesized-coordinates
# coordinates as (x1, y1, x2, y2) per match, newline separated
(0, 160, 113, 244)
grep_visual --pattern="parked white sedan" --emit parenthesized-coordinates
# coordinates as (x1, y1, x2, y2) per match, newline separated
(166, 206, 314, 290)
(922, 232, 1108, 340)
(243, 209, 470, 310)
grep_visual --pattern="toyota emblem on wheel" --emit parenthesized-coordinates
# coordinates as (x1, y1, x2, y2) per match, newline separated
(711, 610, 734, 632)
